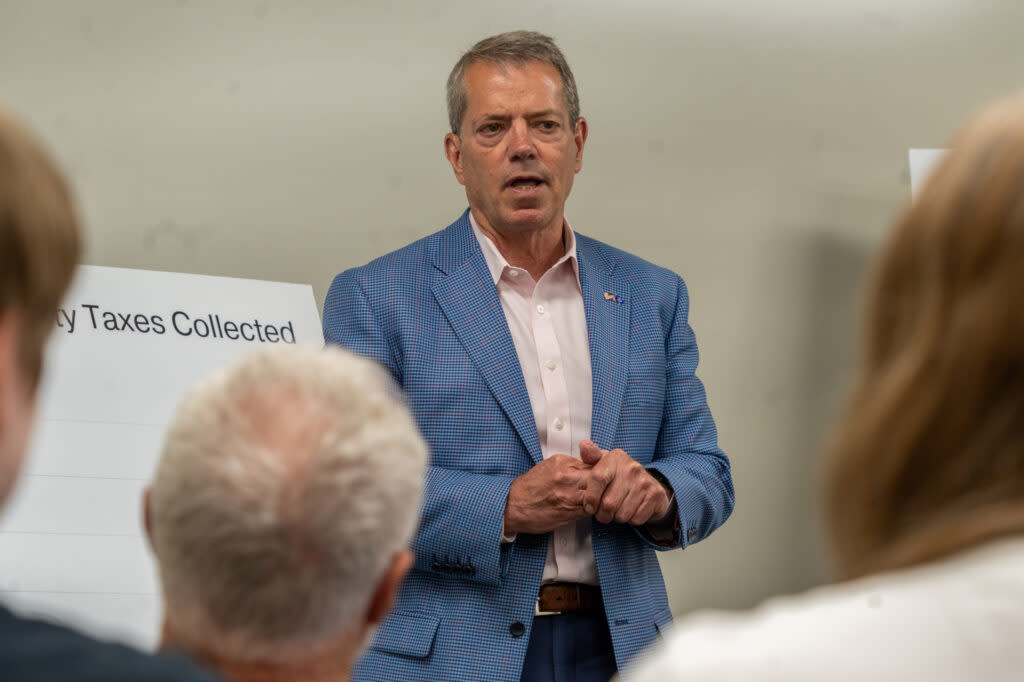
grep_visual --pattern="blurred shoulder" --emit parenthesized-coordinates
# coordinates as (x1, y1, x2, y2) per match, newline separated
(627, 539, 1024, 682)
(0, 607, 219, 682)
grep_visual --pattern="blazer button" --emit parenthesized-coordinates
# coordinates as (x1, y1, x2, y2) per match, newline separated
(509, 621, 525, 638)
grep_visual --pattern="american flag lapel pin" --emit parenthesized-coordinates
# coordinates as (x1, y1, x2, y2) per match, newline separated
(603, 291, 625, 305)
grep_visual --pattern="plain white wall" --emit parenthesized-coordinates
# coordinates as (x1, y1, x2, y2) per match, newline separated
(3, 0, 1023, 618)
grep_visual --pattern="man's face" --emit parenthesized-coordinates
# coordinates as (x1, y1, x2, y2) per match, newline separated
(444, 60, 588, 237)
(0, 313, 37, 506)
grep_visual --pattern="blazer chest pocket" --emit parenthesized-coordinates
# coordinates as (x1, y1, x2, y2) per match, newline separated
(621, 377, 666, 415)
(370, 611, 441, 659)
(625, 346, 666, 414)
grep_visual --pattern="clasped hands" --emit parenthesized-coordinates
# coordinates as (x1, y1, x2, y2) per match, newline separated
(503, 440, 673, 536)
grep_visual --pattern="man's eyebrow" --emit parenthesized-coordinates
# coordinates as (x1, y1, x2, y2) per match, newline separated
(475, 109, 562, 122)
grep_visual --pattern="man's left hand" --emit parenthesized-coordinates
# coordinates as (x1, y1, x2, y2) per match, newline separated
(579, 441, 673, 526)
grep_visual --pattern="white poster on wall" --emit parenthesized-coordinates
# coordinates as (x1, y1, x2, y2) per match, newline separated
(909, 148, 948, 197)
(0, 265, 323, 648)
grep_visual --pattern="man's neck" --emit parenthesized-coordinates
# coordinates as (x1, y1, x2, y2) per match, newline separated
(161, 624, 355, 682)
(471, 208, 566, 280)
(196, 655, 352, 682)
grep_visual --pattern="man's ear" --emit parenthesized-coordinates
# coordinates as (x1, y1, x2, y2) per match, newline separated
(444, 133, 467, 186)
(573, 116, 589, 173)
(364, 549, 414, 624)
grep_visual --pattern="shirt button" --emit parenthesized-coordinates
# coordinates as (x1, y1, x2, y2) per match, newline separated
(508, 269, 520, 277)
(546, 360, 557, 371)
(509, 621, 525, 638)
(536, 304, 545, 314)
(553, 418, 564, 431)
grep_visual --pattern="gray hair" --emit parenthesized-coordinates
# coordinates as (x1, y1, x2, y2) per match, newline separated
(148, 345, 427, 663)
(446, 30, 581, 134)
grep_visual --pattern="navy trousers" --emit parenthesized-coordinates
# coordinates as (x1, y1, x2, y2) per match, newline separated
(519, 612, 617, 682)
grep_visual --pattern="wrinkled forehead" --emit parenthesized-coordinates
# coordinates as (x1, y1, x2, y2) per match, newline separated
(462, 60, 568, 115)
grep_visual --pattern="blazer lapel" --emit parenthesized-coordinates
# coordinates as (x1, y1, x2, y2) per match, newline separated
(431, 213, 544, 463)
(578, 241, 630, 451)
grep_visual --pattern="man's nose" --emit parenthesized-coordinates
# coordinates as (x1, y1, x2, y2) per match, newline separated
(506, 121, 536, 161)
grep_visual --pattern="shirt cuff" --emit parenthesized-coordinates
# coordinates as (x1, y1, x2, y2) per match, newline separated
(641, 469, 680, 546)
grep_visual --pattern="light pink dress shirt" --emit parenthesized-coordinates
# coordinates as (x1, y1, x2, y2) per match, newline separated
(470, 213, 598, 585)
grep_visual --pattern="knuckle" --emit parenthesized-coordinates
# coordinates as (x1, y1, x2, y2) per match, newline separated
(553, 465, 577, 480)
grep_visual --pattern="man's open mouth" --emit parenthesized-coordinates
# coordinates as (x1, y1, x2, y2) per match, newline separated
(507, 176, 544, 190)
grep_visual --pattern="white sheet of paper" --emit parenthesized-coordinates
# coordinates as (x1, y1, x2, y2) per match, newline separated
(909, 148, 947, 197)
(0, 265, 323, 648)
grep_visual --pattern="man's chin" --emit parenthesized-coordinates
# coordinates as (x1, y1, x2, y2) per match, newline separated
(499, 207, 557, 233)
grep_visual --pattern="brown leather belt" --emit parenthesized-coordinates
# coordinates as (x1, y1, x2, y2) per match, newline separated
(536, 582, 604, 616)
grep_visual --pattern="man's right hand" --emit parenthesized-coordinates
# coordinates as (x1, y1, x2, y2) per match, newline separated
(503, 454, 591, 535)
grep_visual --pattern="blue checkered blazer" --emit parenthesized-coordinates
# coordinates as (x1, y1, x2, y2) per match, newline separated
(323, 210, 734, 681)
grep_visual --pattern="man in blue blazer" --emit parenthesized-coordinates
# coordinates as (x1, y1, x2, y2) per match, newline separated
(323, 31, 734, 681)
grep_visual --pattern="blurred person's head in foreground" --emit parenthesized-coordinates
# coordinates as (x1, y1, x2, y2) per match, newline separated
(0, 107, 79, 503)
(627, 91, 1024, 682)
(0, 105, 223, 682)
(824, 92, 1024, 580)
(146, 344, 428, 682)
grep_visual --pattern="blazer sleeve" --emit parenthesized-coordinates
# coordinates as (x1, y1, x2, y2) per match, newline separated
(639, 274, 734, 550)
(323, 269, 514, 587)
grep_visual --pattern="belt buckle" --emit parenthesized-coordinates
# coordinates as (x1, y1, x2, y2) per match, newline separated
(536, 583, 576, 616)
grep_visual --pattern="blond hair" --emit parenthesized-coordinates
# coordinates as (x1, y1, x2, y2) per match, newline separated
(824, 93, 1024, 579)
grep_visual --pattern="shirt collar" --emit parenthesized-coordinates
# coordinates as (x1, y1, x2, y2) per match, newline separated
(469, 211, 580, 286)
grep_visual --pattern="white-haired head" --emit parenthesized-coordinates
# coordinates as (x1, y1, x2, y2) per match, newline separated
(147, 344, 426, 664)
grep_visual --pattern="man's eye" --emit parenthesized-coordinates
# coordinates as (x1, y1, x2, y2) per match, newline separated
(538, 121, 558, 130)
(480, 123, 502, 134)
